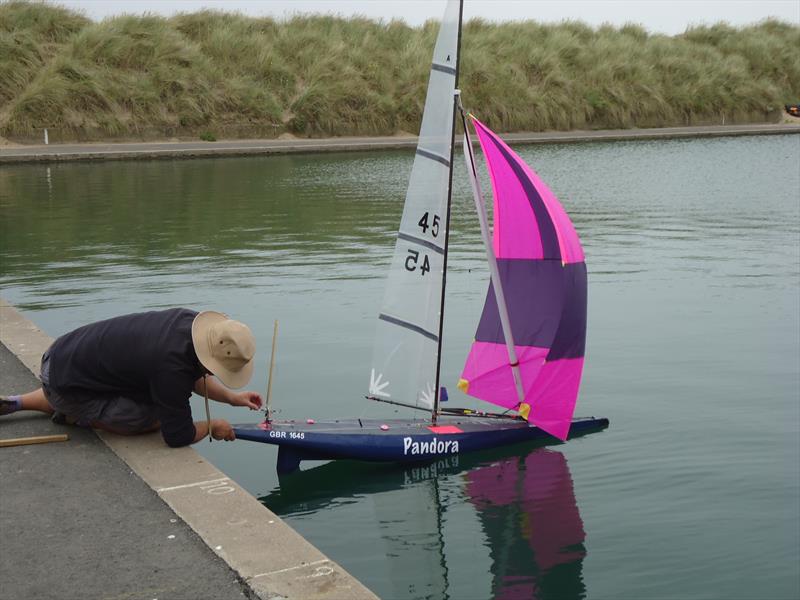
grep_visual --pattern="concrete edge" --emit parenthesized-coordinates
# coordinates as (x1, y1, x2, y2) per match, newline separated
(0, 139, 419, 164)
(0, 298, 378, 600)
(2, 123, 798, 164)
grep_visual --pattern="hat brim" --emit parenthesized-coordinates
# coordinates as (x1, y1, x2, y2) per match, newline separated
(192, 311, 254, 389)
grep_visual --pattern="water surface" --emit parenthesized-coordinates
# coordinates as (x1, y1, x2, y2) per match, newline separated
(1, 135, 798, 599)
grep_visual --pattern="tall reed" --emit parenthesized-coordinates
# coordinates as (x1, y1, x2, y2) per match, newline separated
(1, 1, 797, 140)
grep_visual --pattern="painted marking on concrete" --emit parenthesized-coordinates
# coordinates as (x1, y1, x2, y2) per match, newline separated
(307, 565, 335, 578)
(250, 559, 331, 579)
(157, 477, 235, 495)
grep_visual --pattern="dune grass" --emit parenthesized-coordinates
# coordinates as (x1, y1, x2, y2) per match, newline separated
(1, 1, 798, 141)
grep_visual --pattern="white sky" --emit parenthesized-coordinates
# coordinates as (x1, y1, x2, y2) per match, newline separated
(53, 1, 800, 35)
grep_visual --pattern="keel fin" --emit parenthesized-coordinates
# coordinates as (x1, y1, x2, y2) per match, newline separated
(277, 446, 302, 474)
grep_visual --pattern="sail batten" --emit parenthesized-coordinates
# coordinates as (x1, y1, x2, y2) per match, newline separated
(415, 148, 451, 167)
(431, 62, 457, 75)
(396, 232, 445, 254)
(378, 314, 440, 342)
(460, 116, 587, 440)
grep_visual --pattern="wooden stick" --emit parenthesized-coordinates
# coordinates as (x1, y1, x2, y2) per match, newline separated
(0, 434, 69, 448)
(265, 319, 278, 421)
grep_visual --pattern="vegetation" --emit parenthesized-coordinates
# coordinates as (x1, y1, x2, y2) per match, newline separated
(1, 1, 798, 142)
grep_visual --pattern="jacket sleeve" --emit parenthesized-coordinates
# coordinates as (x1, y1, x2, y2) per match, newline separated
(149, 371, 197, 447)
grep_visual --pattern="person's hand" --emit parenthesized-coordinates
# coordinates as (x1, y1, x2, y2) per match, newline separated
(210, 419, 235, 441)
(229, 391, 263, 410)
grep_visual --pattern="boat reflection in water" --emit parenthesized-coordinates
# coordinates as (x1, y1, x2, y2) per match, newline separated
(261, 442, 588, 600)
(466, 450, 586, 600)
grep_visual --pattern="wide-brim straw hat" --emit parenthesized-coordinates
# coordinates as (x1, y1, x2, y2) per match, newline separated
(192, 311, 256, 389)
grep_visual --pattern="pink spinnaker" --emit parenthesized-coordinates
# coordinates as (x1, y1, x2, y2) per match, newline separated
(459, 117, 587, 440)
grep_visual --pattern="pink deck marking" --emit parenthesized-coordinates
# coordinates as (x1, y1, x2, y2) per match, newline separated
(427, 425, 463, 434)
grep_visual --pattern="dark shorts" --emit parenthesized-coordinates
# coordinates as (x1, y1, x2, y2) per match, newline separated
(40, 351, 158, 433)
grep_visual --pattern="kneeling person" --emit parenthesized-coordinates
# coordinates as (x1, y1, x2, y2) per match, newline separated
(0, 308, 262, 446)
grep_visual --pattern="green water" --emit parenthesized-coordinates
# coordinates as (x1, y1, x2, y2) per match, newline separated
(1, 135, 798, 599)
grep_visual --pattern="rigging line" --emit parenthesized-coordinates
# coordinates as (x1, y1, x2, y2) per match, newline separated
(203, 374, 212, 443)
(366, 395, 432, 413)
(357, 393, 373, 423)
(397, 232, 445, 254)
(438, 407, 522, 420)
(378, 313, 439, 342)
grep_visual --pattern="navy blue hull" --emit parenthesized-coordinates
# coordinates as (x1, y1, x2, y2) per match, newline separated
(234, 415, 609, 473)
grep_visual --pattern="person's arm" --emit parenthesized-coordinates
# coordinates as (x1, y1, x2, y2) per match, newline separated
(193, 376, 263, 410)
(192, 418, 235, 443)
(151, 372, 198, 448)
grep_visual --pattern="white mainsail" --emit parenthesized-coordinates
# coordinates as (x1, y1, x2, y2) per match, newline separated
(368, 0, 461, 411)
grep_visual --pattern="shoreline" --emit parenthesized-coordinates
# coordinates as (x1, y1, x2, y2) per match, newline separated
(2, 123, 799, 164)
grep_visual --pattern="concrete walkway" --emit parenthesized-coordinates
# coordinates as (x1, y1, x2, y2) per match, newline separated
(1, 123, 798, 164)
(0, 299, 378, 600)
(0, 343, 255, 600)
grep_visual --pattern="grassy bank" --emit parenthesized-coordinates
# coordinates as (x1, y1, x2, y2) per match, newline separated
(1, 1, 798, 142)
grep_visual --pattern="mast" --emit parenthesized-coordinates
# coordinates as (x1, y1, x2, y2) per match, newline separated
(432, 0, 465, 423)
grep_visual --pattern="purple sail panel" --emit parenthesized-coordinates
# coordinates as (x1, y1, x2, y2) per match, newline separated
(459, 118, 587, 440)
(474, 260, 586, 359)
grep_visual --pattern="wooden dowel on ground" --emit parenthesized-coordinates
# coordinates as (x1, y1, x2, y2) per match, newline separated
(0, 434, 69, 448)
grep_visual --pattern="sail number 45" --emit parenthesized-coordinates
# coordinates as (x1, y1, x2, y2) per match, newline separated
(405, 250, 431, 275)
(418, 212, 440, 237)
(405, 212, 439, 276)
